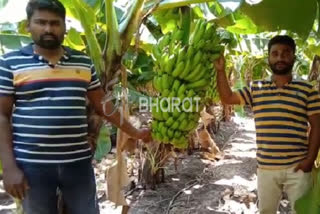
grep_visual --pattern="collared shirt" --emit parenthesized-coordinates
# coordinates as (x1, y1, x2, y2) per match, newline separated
(237, 79, 320, 170)
(0, 44, 101, 164)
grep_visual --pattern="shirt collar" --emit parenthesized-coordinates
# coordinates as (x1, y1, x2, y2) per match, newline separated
(20, 43, 72, 60)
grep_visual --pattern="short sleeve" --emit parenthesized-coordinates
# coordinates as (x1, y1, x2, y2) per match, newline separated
(87, 64, 101, 91)
(236, 86, 253, 107)
(307, 87, 320, 116)
(0, 57, 14, 96)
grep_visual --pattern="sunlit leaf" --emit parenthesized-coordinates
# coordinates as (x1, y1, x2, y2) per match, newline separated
(295, 168, 320, 214)
(152, 8, 180, 33)
(65, 0, 104, 74)
(0, 34, 32, 54)
(64, 28, 85, 51)
(308, 44, 320, 56)
(226, 17, 258, 34)
(240, 0, 317, 38)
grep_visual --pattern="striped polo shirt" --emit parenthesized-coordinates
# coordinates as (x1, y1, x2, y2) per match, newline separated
(0, 44, 101, 164)
(237, 79, 320, 169)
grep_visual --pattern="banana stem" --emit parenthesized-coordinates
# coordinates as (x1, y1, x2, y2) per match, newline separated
(105, 0, 121, 82)
(119, 0, 145, 54)
(180, 6, 191, 46)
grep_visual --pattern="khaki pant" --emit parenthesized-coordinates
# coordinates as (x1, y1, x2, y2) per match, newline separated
(257, 166, 311, 214)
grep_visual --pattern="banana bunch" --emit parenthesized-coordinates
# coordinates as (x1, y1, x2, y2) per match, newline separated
(205, 71, 219, 102)
(151, 19, 223, 149)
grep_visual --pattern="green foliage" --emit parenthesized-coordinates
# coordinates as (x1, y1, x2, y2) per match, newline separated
(295, 167, 320, 214)
(94, 125, 112, 161)
(64, 28, 86, 51)
(0, 34, 31, 54)
(62, 0, 104, 74)
(226, 14, 258, 34)
(0, 0, 8, 9)
(153, 8, 181, 33)
(240, 0, 317, 39)
(125, 51, 155, 85)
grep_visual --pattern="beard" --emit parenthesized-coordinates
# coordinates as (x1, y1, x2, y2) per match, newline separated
(35, 33, 64, 50)
(269, 61, 294, 75)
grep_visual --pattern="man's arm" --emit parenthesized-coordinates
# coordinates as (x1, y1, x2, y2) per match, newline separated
(214, 56, 241, 105)
(87, 88, 151, 142)
(295, 113, 320, 172)
(0, 96, 29, 199)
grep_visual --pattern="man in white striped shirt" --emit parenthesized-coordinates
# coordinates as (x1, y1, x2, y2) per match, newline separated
(0, 0, 151, 213)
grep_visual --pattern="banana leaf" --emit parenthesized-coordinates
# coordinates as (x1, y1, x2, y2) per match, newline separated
(94, 124, 112, 161)
(295, 167, 320, 214)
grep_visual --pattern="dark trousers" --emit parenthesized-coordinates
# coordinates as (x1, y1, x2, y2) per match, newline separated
(18, 159, 99, 214)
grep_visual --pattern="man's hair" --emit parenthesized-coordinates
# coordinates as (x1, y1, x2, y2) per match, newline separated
(26, 0, 66, 20)
(268, 35, 296, 54)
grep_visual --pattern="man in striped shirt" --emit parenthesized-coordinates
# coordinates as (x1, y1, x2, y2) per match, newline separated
(0, 0, 151, 214)
(214, 35, 320, 213)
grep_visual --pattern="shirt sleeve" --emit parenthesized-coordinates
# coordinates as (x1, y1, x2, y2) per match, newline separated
(235, 85, 253, 107)
(307, 86, 320, 116)
(87, 64, 101, 91)
(0, 57, 14, 96)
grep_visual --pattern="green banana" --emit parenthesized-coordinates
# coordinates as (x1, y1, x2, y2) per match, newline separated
(186, 78, 209, 89)
(152, 45, 162, 61)
(165, 117, 174, 127)
(158, 34, 171, 50)
(186, 45, 194, 59)
(171, 121, 179, 130)
(191, 68, 206, 82)
(191, 51, 203, 68)
(179, 61, 191, 79)
(156, 132, 162, 142)
(179, 119, 188, 131)
(167, 129, 174, 138)
(187, 89, 196, 97)
(185, 63, 203, 81)
(151, 20, 223, 146)
(174, 130, 181, 138)
(177, 112, 187, 122)
(165, 54, 176, 74)
(151, 120, 158, 131)
(161, 126, 168, 137)
(162, 89, 170, 97)
(177, 84, 186, 96)
(162, 111, 170, 120)
(162, 74, 170, 90)
(172, 61, 185, 77)
(172, 79, 181, 91)
(163, 136, 170, 143)
(193, 21, 206, 44)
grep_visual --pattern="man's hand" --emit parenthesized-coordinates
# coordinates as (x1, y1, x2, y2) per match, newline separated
(136, 128, 152, 143)
(294, 158, 314, 173)
(214, 55, 225, 72)
(3, 166, 29, 200)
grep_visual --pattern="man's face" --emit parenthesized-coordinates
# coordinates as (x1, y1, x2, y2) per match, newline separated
(268, 44, 295, 75)
(27, 10, 65, 50)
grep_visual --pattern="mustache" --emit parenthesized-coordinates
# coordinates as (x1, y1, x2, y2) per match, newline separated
(40, 33, 58, 40)
(275, 61, 288, 66)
